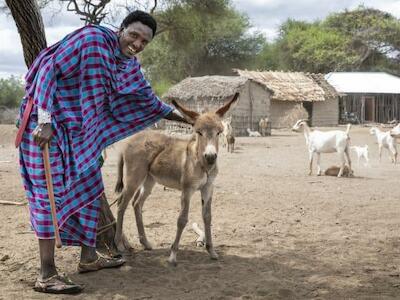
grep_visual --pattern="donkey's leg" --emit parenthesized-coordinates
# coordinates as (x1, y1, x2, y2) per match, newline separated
(168, 189, 194, 266)
(133, 176, 156, 250)
(201, 184, 218, 260)
(115, 168, 147, 252)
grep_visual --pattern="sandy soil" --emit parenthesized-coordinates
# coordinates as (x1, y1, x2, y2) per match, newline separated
(1, 124, 400, 299)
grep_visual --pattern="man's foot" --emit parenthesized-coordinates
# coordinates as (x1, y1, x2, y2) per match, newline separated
(33, 274, 84, 294)
(77, 255, 125, 273)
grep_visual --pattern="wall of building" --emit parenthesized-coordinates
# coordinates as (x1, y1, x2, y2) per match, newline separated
(269, 101, 298, 128)
(312, 98, 339, 126)
(231, 81, 271, 136)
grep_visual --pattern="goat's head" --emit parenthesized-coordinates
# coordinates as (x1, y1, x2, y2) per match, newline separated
(292, 119, 308, 132)
(369, 127, 378, 135)
(390, 124, 400, 138)
(172, 93, 239, 166)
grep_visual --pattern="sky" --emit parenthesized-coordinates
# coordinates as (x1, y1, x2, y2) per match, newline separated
(0, 0, 399, 78)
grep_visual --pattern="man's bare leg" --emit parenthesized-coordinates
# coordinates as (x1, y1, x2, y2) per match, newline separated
(38, 239, 57, 280)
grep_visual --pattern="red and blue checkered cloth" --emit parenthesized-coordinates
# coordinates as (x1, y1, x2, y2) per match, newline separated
(18, 25, 173, 246)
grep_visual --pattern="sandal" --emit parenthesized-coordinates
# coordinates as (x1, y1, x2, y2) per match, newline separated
(78, 255, 125, 273)
(33, 274, 84, 294)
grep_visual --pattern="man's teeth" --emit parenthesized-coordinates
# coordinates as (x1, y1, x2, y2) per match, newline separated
(128, 46, 136, 54)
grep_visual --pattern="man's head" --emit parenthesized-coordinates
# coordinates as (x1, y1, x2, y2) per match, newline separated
(119, 10, 157, 58)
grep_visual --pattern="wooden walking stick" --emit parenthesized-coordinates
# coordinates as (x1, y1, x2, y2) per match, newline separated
(43, 143, 62, 248)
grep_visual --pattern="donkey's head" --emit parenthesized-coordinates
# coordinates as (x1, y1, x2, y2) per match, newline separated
(172, 93, 239, 166)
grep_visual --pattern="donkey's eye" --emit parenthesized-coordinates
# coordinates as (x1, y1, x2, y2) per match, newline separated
(196, 131, 203, 136)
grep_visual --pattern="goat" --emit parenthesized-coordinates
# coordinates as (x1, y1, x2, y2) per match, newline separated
(221, 116, 233, 148)
(247, 128, 261, 137)
(370, 127, 397, 164)
(350, 145, 369, 166)
(113, 94, 239, 265)
(259, 117, 269, 136)
(226, 133, 235, 153)
(292, 119, 352, 177)
(324, 165, 353, 177)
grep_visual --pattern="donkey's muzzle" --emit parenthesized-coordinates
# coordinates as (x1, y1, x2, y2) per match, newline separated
(205, 153, 217, 165)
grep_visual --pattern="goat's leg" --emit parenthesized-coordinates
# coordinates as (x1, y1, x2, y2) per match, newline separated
(378, 145, 382, 162)
(133, 176, 155, 250)
(201, 184, 218, 260)
(168, 189, 194, 266)
(308, 152, 313, 175)
(337, 152, 346, 177)
(345, 147, 352, 175)
(316, 153, 322, 176)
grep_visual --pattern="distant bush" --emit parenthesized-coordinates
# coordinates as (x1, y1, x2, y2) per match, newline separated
(0, 76, 25, 108)
(0, 106, 18, 124)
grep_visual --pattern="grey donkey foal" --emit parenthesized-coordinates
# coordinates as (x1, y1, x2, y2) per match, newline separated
(114, 94, 239, 265)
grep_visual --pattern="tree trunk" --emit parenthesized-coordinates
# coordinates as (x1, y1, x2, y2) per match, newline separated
(5, 0, 47, 68)
(6, 0, 120, 253)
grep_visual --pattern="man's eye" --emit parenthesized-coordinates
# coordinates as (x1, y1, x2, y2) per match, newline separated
(130, 32, 138, 38)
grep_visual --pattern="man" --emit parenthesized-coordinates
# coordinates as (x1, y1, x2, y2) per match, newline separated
(16, 10, 188, 294)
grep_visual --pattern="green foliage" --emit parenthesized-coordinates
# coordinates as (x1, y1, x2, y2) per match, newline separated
(258, 7, 400, 74)
(0, 76, 25, 108)
(141, 0, 266, 83)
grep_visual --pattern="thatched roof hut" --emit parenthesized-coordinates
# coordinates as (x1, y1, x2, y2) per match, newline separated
(235, 70, 339, 127)
(163, 75, 247, 102)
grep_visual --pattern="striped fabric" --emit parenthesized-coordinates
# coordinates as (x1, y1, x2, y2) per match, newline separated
(19, 25, 173, 246)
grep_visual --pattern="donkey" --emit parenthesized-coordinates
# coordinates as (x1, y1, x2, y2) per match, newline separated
(113, 94, 239, 265)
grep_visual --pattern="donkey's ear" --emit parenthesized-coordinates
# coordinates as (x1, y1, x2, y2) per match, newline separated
(216, 93, 239, 118)
(171, 99, 199, 125)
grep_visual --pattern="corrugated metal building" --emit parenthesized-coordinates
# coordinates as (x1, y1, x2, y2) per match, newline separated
(325, 72, 400, 124)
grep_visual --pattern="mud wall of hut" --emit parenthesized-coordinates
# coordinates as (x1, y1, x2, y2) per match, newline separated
(230, 81, 270, 136)
(312, 97, 339, 127)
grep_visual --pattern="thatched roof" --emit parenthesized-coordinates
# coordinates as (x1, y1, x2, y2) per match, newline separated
(163, 75, 248, 102)
(235, 70, 329, 102)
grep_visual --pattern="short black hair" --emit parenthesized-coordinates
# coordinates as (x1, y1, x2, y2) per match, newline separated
(120, 10, 157, 37)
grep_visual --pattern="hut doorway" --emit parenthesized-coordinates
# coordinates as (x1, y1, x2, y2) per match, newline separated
(364, 96, 375, 122)
(303, 102, 313, 125)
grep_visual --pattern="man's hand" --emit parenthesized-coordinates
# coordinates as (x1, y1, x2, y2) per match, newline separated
(32, 123, 53, 147)
(164, 109, 192, 125)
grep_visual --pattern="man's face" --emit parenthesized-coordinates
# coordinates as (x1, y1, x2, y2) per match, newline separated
(119, 21, 153, 58)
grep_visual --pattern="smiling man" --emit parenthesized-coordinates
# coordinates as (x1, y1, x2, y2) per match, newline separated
(16, 10, 188, 294)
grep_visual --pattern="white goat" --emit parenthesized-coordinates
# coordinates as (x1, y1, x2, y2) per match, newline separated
(292, 119, 352, 177)
(350, 145, 369, 166)
(370, 127, 397, 164)
(247, 128, 261, 137)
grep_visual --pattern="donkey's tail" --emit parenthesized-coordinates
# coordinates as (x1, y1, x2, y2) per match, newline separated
(114, 153, 124, 193)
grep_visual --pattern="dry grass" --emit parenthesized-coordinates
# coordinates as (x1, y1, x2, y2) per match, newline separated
(279, 104, 309, 128)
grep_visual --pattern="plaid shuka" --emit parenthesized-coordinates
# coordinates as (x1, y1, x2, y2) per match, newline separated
(19, 25, 173, 246)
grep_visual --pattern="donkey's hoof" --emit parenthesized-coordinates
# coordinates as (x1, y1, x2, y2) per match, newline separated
(208, 250, 219, 260)
(167, 258, 177, 267)
(141, 240, 153, 251)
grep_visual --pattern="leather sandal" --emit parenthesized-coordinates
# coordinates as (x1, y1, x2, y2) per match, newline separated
(33, 274, 84, 294)
(77, 255, 125, 273)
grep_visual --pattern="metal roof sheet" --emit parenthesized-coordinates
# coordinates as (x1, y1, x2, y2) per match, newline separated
(325, 72, 400, 94)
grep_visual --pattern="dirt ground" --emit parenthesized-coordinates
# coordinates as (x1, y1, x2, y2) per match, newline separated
(1, 123, 400, 299)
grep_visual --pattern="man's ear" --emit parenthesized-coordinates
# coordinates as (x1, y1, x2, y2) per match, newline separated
(171, 100, 199, 125)
(216, 93, 239, 118)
